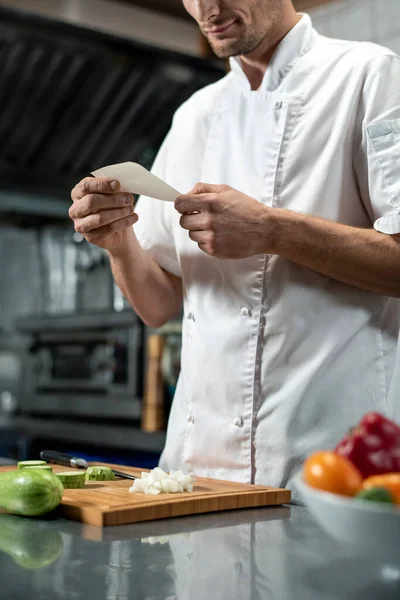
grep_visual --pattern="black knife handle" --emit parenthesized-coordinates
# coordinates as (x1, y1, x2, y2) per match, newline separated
(40, 450, 73, 467)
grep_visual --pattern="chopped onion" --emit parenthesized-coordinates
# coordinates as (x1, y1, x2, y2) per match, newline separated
(129, 467, 195, 495)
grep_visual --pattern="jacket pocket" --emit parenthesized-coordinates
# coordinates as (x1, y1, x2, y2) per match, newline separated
(367, 119, 400, 208)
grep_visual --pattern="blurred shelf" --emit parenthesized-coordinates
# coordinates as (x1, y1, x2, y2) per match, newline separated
(0, 415, 166, 453)
(0, 191, 69, 220)
(16, 396, 142, 421)
(16, 309, 141, 332)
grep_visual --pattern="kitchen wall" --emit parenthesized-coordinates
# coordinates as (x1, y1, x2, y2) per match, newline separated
(309, 0, 400, 53)
(0, 223, 117, 331)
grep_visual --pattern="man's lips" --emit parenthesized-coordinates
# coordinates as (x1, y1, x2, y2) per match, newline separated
(205, 21, 236, 35)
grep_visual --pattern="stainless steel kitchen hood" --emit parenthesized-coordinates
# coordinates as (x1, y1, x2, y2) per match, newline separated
(0, 4, 224, 213)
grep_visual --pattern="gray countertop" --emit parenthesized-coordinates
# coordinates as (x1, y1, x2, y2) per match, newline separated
(0, 504, 399, 600)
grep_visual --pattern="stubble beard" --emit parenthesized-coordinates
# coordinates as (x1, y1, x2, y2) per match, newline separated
(203, 29, 266, 60)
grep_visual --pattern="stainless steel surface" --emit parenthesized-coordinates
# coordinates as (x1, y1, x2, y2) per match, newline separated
(0, 225, 113, 330)
(110, 0, 190, 20)
(16, 310, 143, 420)
(110, 468, 137, 481)
(0, 190, 69, 218)
(16, 310, 141, 332)
(16, 395, 141, 420)
(0, 5, 223, 201)
(71, 458, 88, 469)
(0, 227, 43, 329)
(0, 333, 26, 416)
(0, 505, 398, 599)
(0, 0, 199, 56)
(0, 416, 166, 453)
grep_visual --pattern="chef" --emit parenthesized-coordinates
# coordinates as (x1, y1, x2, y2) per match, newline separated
(69, 0, 400, 493)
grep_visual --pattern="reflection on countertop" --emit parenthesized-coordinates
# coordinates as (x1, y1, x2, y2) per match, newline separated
(0, 505, 399, 600)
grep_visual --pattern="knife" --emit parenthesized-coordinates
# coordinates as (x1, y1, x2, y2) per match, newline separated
(40, 450, 137, 480)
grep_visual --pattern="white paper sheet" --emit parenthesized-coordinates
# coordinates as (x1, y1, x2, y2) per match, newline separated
(91, 162, 180, 202)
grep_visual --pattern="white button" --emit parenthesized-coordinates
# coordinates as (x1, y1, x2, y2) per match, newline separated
(240, 307, 251, 317)
(275, 100, 283, 110)
(232, 417, 244, 428)
(187, 415, 195, 424)
(187, 312, 195, 321)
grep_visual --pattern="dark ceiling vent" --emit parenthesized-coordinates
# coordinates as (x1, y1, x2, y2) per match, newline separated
(0, 6, 224, 197)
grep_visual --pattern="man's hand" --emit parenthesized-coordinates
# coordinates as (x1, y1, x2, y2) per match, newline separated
(175, 183, 274, 259)
(69, 177, 138, 253)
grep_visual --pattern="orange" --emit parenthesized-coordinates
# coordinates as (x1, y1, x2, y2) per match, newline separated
(361, 473, 400, 504)
(303, 451, 363, 497)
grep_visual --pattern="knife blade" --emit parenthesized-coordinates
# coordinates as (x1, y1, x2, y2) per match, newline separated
(40, 450, 137, 480)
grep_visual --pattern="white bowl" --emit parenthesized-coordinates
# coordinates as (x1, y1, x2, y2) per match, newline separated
(295, 473, 400, 562)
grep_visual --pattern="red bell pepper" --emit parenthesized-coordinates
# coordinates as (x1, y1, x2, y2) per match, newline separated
(335, 412, 400, 478)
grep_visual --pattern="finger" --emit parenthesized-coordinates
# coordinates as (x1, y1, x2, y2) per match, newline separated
(69, 193, 133, 219)
(175, 194, 209, 215)
(188, 230, 213, 244)
(189, 182, 227, 195)
(198, 242, 217, 257)
(179, 213, 212, 231)
(85, 213, 138, 245)
(74, 206, 135, 234)
(71, 177, 121, 201)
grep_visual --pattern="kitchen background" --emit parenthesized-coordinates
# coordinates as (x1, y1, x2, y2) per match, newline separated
(0, 0, 399, 468)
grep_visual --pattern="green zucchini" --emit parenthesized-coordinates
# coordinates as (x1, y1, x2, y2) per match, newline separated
(56, 471, 86, 489)
(85, 466, 115, 481)
(0, 514, 63, 569)
(24, 465, 53, 472)
(17, 460, 47, 469)
(0, 470, 63, 516)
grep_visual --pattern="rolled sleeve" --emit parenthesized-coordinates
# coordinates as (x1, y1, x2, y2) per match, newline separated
(135, 225, 181, 277)
(134, 132, 181, 277)
(354, 54, 400, 235)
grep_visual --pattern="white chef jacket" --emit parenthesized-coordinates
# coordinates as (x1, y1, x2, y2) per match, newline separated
(134, 14, 400, 494)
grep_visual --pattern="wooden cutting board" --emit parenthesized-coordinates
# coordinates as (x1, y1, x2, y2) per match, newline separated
(0, 464, 291, 526)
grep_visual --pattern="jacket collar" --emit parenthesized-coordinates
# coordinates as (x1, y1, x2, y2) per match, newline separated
(229, 13, 317, 91)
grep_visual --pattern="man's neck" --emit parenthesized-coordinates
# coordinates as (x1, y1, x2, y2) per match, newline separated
(240, 11, 302, 91)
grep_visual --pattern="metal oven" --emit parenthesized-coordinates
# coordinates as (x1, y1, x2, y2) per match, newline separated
(16, 311, 143, 421)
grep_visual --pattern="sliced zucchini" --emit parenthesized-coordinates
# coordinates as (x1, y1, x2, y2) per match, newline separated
(24, 465, 53, 472)
(56, 471, 86, 489)
(17, 460, 47, 469)
(85, 466, 115, 481)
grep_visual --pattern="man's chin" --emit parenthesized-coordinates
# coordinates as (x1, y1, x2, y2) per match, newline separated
(209, 38, 263, 60)
(209, 42, 239, 60)
(212, 50, 232, 60)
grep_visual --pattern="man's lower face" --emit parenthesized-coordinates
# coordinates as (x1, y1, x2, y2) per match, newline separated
(204, 21, 263, 58)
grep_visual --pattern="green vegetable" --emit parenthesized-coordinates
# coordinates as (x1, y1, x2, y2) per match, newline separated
(356, 487, 394, 504)
(0, 470, 63, 516)
(85, 466, 115, 481)
(17, 461, 47, 469)
(0, 514, 63, 569)
(56, 471, 86, 489)
(24, 465, 53, 472)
